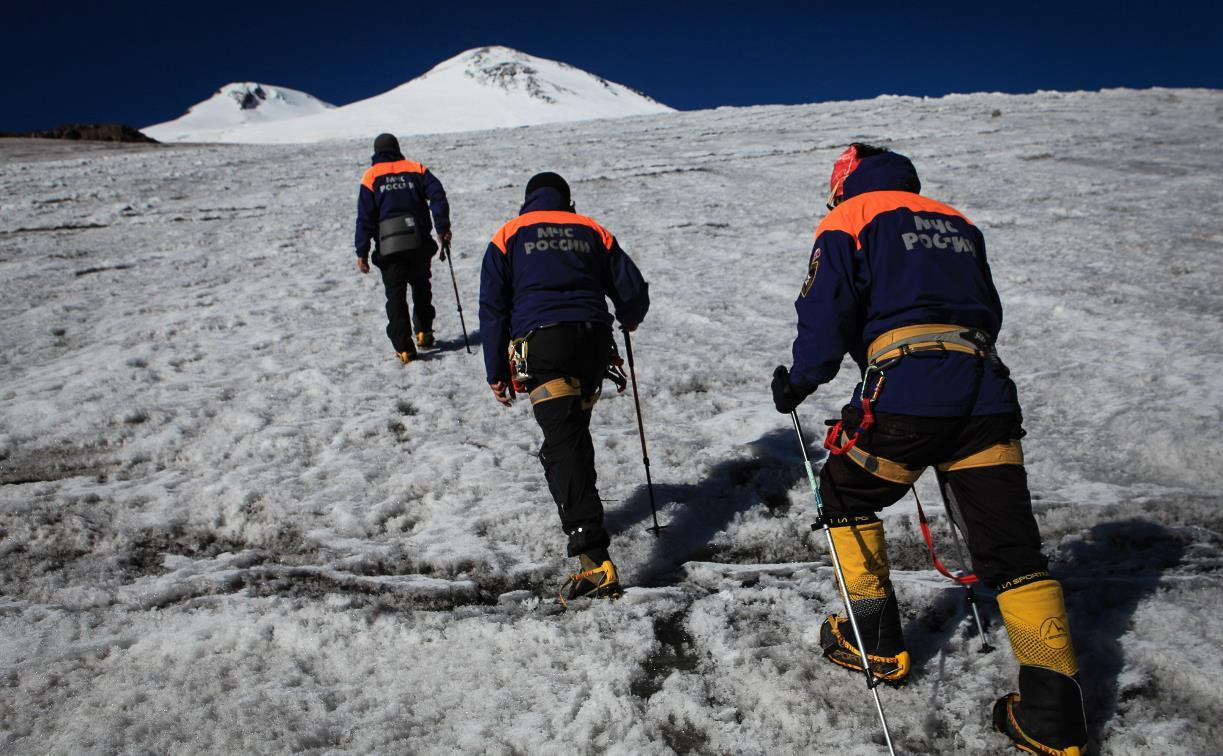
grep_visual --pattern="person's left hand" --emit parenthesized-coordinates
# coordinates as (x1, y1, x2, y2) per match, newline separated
(439, 230, 453, 244)
(356, 257, 370, 274)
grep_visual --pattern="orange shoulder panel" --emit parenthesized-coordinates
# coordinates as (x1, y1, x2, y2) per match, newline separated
(573, 213, 616, 250)
(361, 159, 427, 191)
(360, 166, 378, 191)
(489, 211, 615, 254)
(814, 191, 971, 248)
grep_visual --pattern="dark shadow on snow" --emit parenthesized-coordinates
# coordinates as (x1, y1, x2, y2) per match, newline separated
(904, 583, 993, 673)
(1055, 519, 1188, 747)
(431, 327, 480, 354)
(901, 518, 1189, 747)
(604, 426, 823, 587)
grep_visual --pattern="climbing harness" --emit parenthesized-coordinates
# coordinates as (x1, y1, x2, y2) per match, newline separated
(823, 324, 997, 460)
(866, 324, 993, 367)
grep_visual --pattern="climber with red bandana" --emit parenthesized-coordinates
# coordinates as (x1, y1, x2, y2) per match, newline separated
(772, 144, 1088, 755)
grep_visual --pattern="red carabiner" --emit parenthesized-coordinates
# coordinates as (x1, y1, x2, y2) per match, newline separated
(823, 371, 885, 456)
(823, 420, 857, 455)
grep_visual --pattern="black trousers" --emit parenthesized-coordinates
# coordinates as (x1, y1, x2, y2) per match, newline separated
(375, 242, 436, 353)
(523, 322, 614, 557)
(819, 406, 1047, 589)
(820, 405, 1086, 746)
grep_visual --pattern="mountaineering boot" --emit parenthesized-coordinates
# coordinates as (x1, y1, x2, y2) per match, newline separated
(558, 551, 621, 607)
(993, 576, 1088, 754)
(820, 517, 909, 683)
(396, 350, 415, 365)
(416, 331, 435, 349)
(820, 614, 911, 684)
(994, 690, 1085, 755)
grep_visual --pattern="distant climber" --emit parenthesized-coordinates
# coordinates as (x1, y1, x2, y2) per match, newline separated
(354, 133, 452, 364)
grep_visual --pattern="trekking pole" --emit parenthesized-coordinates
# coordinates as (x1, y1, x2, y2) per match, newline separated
(791, 411, 895, 755)
(910, 481, 993, 653)
(934, 473, 994, 652)
(441, 242, 471, 354)
(622, 327, 665, 536)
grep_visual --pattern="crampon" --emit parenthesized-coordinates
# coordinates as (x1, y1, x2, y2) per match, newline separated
(993, 693, 1086, 755)
(820, 614, 911, 685)
(557, 557, 622, 609)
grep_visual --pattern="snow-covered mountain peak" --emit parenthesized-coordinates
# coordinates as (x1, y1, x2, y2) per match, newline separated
(444, 46, 649, 105)
(428, 45, 559, 77)
(217, 82, 330, 112)
(465, 51, 563, 101)
(143, 82, 334, 142)
(143, 47, 672, 143)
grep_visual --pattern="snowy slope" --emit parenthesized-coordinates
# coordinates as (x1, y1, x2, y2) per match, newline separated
(142, 82, 335, 142)
(143, 46, 674, 144)
(2, 88, 1223, 754)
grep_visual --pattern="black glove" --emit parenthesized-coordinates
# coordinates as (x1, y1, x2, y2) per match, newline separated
(438, 242, 448, 262)
(772, 365, 806, 414)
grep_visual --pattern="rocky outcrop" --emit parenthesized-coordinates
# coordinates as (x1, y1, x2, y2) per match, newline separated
(0, 123, 158, 142)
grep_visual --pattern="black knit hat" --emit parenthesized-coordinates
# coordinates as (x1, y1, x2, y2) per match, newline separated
(373, 133, 400, 154)
(524, 172, 570, 204)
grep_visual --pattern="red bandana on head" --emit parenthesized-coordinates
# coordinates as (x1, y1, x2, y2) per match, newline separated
(827, 144, 862, 209)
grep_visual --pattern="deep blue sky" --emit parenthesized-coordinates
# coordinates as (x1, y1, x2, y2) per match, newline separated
(3, 1, 1219, 132)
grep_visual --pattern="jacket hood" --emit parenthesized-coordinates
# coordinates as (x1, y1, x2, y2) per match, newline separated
(520, 186, 572, 215)
(841, 152, 922, 201)
(371, 149, 405, 165)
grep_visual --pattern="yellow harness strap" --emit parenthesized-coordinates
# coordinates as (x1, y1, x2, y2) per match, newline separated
(838, 431, 925, 485)
(867, 323, 989, 366)
(529, 377, 601, 410)
(529, 377, 580, 405)
(839, 435, 1022, 483)
(937, 440, 1024, 472)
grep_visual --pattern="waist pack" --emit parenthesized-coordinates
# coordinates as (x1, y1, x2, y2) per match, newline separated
(378, 214, 425, 257)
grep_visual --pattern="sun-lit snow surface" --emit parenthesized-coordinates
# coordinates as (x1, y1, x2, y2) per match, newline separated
(142, 82, 335, 143)
(143, 46, 674, 145)
(2, 88, 1222, 754)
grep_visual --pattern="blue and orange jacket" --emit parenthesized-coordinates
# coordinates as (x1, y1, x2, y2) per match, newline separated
(355, 150, 450, 260)
(791, 152, 1018, 416)
(479, 187, 650, 384)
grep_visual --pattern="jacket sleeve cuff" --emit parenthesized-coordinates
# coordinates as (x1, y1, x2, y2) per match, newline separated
(788, 369, 826, 397)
